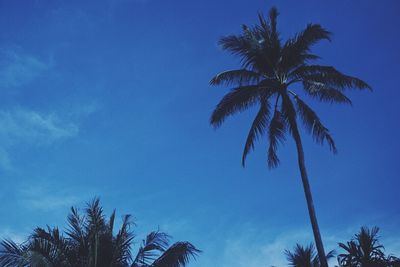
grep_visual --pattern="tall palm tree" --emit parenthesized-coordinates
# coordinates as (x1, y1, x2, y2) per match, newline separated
(0, 198, 200, 267)
(285, 243, 335, 267)
(209, 7, 370, 267)
(338, 226, 386, 267)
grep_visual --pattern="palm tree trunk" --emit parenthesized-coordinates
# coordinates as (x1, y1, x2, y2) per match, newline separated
(292, 127, 329, 267)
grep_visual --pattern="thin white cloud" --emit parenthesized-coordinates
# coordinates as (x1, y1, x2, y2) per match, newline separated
(0, 147, 12, 170)
(18, 184, 81, 212)
(0, 108, 79, 170)
(0, 48, 50, 89)
(210, 224, 400, 267)
(0, 108, 79, 145)
(218, 227, 314, 267)
(68, 101, 101, 118)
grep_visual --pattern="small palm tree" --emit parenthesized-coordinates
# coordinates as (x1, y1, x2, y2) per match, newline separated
(0, 198, 200, 267)
(338, 227, 387, 267)
(285, 243, 335, 267)
(209, 6, 370, 267)
(386, 255, 400, 267)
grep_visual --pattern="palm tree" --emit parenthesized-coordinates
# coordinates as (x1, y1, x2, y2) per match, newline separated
(209, 6, 370, 267)
(285, 243, 335, 267)
(0, 198, 200, 267)
(338, 226, 387, 267)
(387, 256, 400, 267)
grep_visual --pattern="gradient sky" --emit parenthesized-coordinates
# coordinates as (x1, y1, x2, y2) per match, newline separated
(0, 0, 399, 266)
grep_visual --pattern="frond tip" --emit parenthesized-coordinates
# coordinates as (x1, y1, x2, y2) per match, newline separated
(242, 102, 270, 166)
(267, 110, 286, 169)
(295, 96, 337, 153)
(151, 242, 201, 267)
(210, 85, 261, 128)
(133, 231, 170, 266)
(210, 69, 262, 86)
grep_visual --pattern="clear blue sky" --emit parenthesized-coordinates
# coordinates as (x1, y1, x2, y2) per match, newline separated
(0, 0, 399, 266)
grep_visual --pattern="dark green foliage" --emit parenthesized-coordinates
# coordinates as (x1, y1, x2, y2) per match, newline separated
(0, 198, 200, 267)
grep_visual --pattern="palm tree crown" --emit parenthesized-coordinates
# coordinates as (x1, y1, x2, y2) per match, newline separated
(210, 7, 370, 167)
(0, 198, 200, 267)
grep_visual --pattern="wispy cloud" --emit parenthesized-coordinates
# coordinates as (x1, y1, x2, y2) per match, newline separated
(0, 108, 79, 145)
(68, 101, 101, 118)
(0, 48, 51, 89)
(207, 224, 400, 267)
(0, 108, 79, 170)
(18, 184, 82, 212)
(217, 227, 314, 267)
(0, 147, 12, 170)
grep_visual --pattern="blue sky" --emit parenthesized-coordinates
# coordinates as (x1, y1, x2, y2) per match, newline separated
(0, 0, 400, 266)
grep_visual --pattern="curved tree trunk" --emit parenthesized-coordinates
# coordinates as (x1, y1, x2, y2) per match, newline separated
(292, 127, 329, 267)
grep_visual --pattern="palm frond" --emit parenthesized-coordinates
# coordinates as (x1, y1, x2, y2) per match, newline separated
(219, 34, 271, 72)
(357, 226, 385, 259)
(281, 25, 331, 72)
(286, 243, 335, 267)
(280, 93, 298, 136)
(112, 214, 135, 265)
(387, 255, 400, 266)
(338, 226, 387, 266)
(151, 242, 200, 267)
(210, 69, 263, 86)
(325, 249, 336, 260)
(291, 65, 371, 90)
(295, 96, 337, 153)
(257, 12, 270, 35)
(30, 252, 55, 266)
(133, 231, 170, 266)
(268, 6, 280, 49)
(218, 7, 283, 74)
(338, 241, 361, 266)
(0, 239, 29, 267)
(66, 207, 87, 245)
(267, 108, 285, 169)
(302, 81, 352, 105)
(66, 206, 88, 265)
(86, 198, 106, 232)
(210, 85, 262, 128)
(109, 209, 116, 235)
(242, 101, 270, 166)
(29, 226, 71, 266)
(285, 243, 316, 267)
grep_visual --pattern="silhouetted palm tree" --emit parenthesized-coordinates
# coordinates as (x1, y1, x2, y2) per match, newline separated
(338, 227, 387, 267)
(0, 198, 200, 267)
(209, 7, 370, 267)
(285, 243, 335, 267)
(386, 255, 400, 267)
